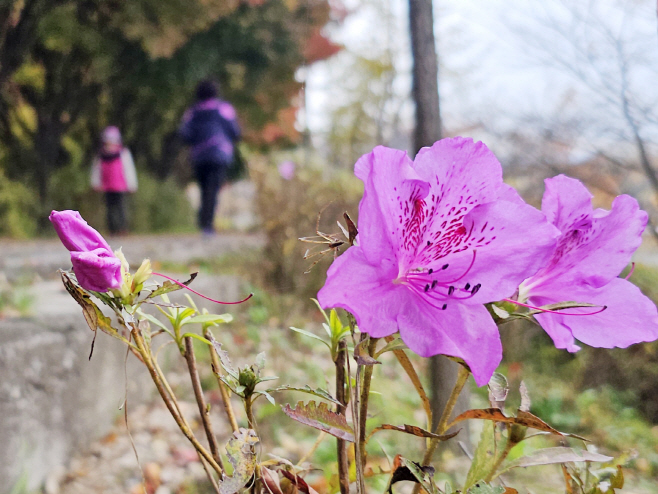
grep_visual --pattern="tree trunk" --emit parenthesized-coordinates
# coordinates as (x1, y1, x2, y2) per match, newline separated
(409, 0, 441, 152)
(408, 0, 470, 434)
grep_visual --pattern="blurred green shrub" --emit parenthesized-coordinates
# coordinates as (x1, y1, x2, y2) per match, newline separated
(251, 153, 362, 298)
(131, 173, 195, 233)
(0, 168, 37, 238)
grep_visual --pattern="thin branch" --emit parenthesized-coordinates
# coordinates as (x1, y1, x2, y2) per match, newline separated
(184, 336, 225, 474)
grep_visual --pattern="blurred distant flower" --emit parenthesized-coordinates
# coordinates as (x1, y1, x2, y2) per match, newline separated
(278, 160, 296, 180)
(519, 175, 658, 351)
(49, 210, 122, 292)
(318, 138, 558, 385)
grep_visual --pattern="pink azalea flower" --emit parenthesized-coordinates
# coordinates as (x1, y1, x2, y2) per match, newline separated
(50, 210, 122, 292)
(518, 175, 658, 351)
(317, 137, 559, 385)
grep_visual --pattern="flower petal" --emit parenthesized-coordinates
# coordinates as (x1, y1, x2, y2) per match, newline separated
(71, 249, 123, 292)
(532, 278, 658, 350)
(423, 199, 559, 304)
(397, 302, 502, 386)
(318, 246, 400, 338)
(536, 176, 647, 287)
(50, 210, 112, 253)
(354, 147, 428, 265)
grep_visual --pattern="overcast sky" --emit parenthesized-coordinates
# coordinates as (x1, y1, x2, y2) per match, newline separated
(305, 0, 658, 161)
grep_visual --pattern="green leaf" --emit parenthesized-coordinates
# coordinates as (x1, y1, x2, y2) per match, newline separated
(374, 337, 408, 358)
(261, 391, 276, 405)
(311, 298, 331, 325)
(282, 401, 355, 441)
(290, 326, 331, 349)
(136, 310, 168, 331)
(180, 333, 212, 346)
(498, 447, 612, 475)
(464, 421, 497, 489)
(467, 483, 506, 494)
(145, 273, 198, 300)
(185, 313, 233, 325)
(266, 385, 341, 405)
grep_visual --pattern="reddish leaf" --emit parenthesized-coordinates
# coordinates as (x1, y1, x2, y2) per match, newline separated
(282, 401, 355, 442)
(280, 470, 319, 494)
(370, 424, 459, 441)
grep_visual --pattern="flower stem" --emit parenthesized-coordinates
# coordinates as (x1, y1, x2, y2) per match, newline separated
(184, 336, 224, 474)
(358, 337, 379, 467)
(245, 395, 256, 430)
(412, 365, 470, 494)
(485, 435, 514, 482)
(335, 339, 350, 494)
(205, 328, 240, 433)
(131, 327, 223, 476)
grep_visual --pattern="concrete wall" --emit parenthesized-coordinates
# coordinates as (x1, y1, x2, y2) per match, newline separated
(0, 313, 147, 493)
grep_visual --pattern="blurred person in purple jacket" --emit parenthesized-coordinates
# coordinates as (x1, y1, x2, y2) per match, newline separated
(91, 126, 138, 235)
(179, 80, 241, 235)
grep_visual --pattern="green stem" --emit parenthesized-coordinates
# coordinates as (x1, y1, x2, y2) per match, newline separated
(485, 436, 514, 482)
(358, 337, 378, 467)
(132, 327, 223, 476)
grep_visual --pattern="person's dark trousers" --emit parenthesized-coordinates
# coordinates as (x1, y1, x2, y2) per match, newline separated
(105, 191, 127, 234)
(194, 161, 226, 232)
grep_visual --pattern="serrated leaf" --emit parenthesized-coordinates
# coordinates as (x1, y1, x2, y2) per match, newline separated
(185, 313, 233, 325)
(499, 447, 612, 475)
(282, 401, 355, 441)
(218, 428, 259, 494)
(464, 421, 497, 489)
(145, 273, 197, 300)
(207, 334, 239, 379)
(369, 424, 460, 441)
(450, 408, 588, 441)
(266, 385, 341, 405)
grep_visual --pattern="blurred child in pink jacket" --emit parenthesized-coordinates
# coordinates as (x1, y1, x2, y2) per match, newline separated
(90, 126, 138, 234)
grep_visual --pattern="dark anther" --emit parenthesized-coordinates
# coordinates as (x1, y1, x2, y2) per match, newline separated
(431, 280, 438, 289)
(464, 283, 471, 291)
(442, 304, 447, 310)
(442, 264, 449, 270)
(448, 286, 455, 295)
(427, 240, 431, 246)
(471, 283, 481, 295)
(424, 284, 430, 292)
(428, 268, 433, 274)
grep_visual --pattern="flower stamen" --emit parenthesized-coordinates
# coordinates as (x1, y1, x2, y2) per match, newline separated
(502, 298, 607, 316)
(152, 272, 253, 305)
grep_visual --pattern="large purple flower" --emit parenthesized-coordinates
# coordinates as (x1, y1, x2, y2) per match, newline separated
(519, 175, 658, 351)
(50, 210, 122, 292)
(318, 137, 559, 385)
